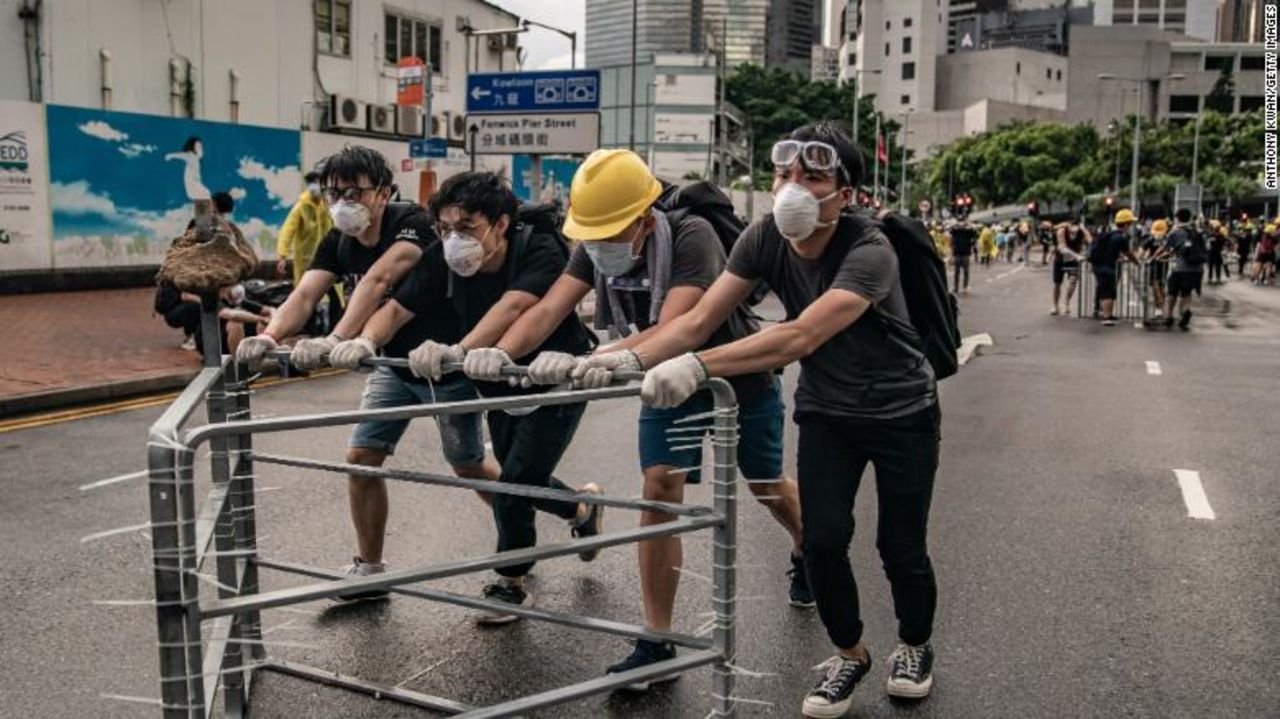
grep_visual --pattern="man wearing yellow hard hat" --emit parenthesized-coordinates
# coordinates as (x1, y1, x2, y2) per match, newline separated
(470, 148, 807, 685)
(1090, 208, 1140, 326)
(582, 121, 944, 713)
(1139, 218, 1170, 316)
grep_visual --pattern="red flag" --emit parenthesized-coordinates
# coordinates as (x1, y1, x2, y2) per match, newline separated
(876, 133, 888, 165)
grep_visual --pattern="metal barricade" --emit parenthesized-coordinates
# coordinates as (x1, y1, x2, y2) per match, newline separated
(145, 305, 740, 718)
(1073, 259, 1153, 324)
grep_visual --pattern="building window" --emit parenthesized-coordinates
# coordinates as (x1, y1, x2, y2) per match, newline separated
(903, 36, 912, 54)
(901, 94, 911, 105)
(1046, 68, 1052, 79)
(1241, 54, 1264, 71)
(902, 62, 915, 80)
(385, 11, 443, 73)
(1169, 94, 1199, 113)
(1056, 69, 1062, 81)
(885, 42, 891, 56)
(848, 52, 857, 65)
(886, 20, 891, 30)
(904, 17, 913, 28)
(315, 0, 351, 57)
(1239, 95, 1264, 112)
(1205, 55, 1234, 72)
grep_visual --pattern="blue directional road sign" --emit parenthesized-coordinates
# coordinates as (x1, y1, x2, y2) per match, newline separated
(409, 137, 448, 159)
(466, 69, 601, 114)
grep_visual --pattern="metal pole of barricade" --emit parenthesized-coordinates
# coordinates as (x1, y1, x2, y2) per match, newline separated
(708, 379, 739, 718)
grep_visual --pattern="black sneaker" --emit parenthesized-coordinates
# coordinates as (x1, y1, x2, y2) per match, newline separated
(570, 483, 604, 562)
(886, 642, 934, 699)
(788, 553, 815, 608)
(1178, 309, 1192, 331)
(332, 557, 389, 603)
(606, 639, 679, 691)
(1164, 315, 1176, 329)
(802, 652, 872, 718)
(475, 581, 532, 625)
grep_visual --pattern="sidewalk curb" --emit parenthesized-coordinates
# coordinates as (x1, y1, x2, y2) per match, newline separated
(0, 371, 200, 420)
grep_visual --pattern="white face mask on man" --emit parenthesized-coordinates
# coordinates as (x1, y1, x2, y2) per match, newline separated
(773, 182, 840, 242)
(443, 227, 492, 277)
(330, 200, 371, 236)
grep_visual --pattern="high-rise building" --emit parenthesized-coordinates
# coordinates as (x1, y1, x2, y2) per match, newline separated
(585, 0, 704, 70)
(767, 0, 820, 75)
(1217, 0, 1265, 43)
(843, 0, 945, 114)
(811, 44, 842, 81)
(1091, 0, 1218, 41)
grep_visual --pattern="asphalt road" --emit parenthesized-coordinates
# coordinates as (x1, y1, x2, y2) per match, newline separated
(2, 261, 1277, 718)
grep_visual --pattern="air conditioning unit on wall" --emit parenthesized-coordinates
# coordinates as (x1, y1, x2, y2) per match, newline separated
(445, 112, 468, 142)
(396, 106, 425, 137)
(327, 95, 367, 130)
(367, 104, 397, 134)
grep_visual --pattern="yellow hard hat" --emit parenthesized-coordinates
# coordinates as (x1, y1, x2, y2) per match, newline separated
(562, 149, 662, 241)
(1151, 219, 1169, 238)
(1018, 222, 1029, 233)
(1266, 223, 1277, 234)
(1114, 208, 1136, 225)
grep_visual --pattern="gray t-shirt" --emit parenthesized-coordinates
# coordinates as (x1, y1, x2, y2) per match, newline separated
(1163, 225, 1203, 274)
(726, 212, 936, 420)
(565, 214, 773, 401)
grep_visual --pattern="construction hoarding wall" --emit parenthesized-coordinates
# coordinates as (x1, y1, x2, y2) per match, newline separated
(0, 100, 52, 271)
(46, 105, 301, 268)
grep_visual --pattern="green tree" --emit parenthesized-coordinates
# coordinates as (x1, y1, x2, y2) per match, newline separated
(1204, 67, 1235, 114)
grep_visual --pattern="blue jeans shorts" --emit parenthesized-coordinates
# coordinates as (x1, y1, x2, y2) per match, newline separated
(348, 366, 486, 466)
(638, 378, 785, 483)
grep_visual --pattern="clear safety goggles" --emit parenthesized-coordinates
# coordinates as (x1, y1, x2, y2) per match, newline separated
(771, 140, 849, 182)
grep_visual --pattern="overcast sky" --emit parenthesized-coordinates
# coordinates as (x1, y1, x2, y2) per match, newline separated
(492, 0, 587, 70)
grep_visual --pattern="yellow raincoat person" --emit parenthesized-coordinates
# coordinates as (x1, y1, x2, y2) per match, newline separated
(275, 186, 332, 286)
(978, 225, 998, 260)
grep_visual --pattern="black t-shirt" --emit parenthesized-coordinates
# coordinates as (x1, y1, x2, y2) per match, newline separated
(309, 203, 433, 302)
(1209, 234, 1227, 254)
(727, 213, 935, 420)
(395, 228, 594, 397)
(949, 226, 977, 257)
(1091, 230, 1129, 271)
(384, 241, 464, 383)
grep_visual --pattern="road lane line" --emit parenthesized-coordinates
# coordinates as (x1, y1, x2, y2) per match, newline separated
(1173, 469, 1215, 520)
(1145, 361, 1162, 375)
(958, 333, 993, 366)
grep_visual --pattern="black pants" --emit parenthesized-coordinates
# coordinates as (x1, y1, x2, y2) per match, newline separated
(163, 301, 202, 337)
(487, 401, 586, 577)
(953, 256, 970, 291)
(1237, 252, 1249, 276)
(1207, 252, 1225, 283)
(797, 404, 941, 649)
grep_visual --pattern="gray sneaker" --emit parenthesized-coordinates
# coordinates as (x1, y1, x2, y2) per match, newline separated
(332, 557, 389, 603)
(571, 483, 605, 561)
(475, 581, 533, 625)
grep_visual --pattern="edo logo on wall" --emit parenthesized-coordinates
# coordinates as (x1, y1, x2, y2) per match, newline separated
(0, 130, 34, 192)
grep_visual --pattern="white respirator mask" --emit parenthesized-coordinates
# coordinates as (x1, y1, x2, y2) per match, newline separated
(772, 182, 839, 242)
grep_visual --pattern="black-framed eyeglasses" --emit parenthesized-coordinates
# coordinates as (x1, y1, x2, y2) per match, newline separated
(322, 185, 378, 203)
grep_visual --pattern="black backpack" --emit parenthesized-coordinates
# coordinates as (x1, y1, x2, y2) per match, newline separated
(655, 180, 768, 304)
(871, 210, 962, 381)
(1177, 226, 1208, 265)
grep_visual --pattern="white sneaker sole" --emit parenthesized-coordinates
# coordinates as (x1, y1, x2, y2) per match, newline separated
(616, 672, 680, 692)
(475, 591, 534, 626)
(801, 696, 853, 718)
(886, 674, 933, 699)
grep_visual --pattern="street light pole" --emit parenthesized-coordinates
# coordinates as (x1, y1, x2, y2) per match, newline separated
(900, 111, 912, 213)
(1130, 80, 1142, 213)
(521, 18, 578, 69)
(629, 0, 637, 151)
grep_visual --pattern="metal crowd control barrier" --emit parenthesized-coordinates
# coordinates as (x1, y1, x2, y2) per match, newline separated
(145, 305, 740, 718)
(1072, 259, 1155, 325)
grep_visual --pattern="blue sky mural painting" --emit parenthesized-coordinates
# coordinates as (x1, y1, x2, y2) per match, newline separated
(46, 105, 300, 267)
(511, 154, 581, 206)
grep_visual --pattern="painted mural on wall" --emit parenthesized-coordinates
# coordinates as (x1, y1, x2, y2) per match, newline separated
(511, 154, 580, 206)
(46, 105, 300, 267)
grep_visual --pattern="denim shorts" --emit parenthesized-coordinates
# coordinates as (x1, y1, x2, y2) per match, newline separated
(638, 378, 785, 483)
(348, 366, 486, 466)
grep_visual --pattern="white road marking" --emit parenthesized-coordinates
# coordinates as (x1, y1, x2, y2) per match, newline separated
(958, 333, 993, 366)
(1145, 361, 1162, 375)
(1173, 469, 1215, 520)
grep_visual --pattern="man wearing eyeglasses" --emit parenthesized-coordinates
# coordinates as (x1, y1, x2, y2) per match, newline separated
(592, 122, 941, 716)
(465, 148, 808, 686)
(235, 146, 501, 600)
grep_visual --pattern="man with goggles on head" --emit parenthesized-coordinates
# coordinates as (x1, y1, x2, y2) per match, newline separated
(606, 121, 943, 717)
(235, 146, 503, 601)
(465, 148, 809, 687)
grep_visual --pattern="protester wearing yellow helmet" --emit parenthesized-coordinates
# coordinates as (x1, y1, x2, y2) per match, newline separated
(1089, 208, 1140, 325)
(1207, 217, 1231, 284)
(1139, 219, 1170, 316)
(469, 147, 808, 686)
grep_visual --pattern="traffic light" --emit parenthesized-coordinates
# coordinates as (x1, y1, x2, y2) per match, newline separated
(1104, 196, 1114, 208)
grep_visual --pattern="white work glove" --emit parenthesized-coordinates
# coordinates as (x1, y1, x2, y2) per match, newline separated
(523, 351, 583, 387)
(463, 347, 514, 383)
(406, 340, 466, 382)
(571, 350, 643, 390)
(291, 333, 341, 370)
(641, 353, 708, 409)
(328, 337, 377, 372)
(235, 334, 278, 370)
